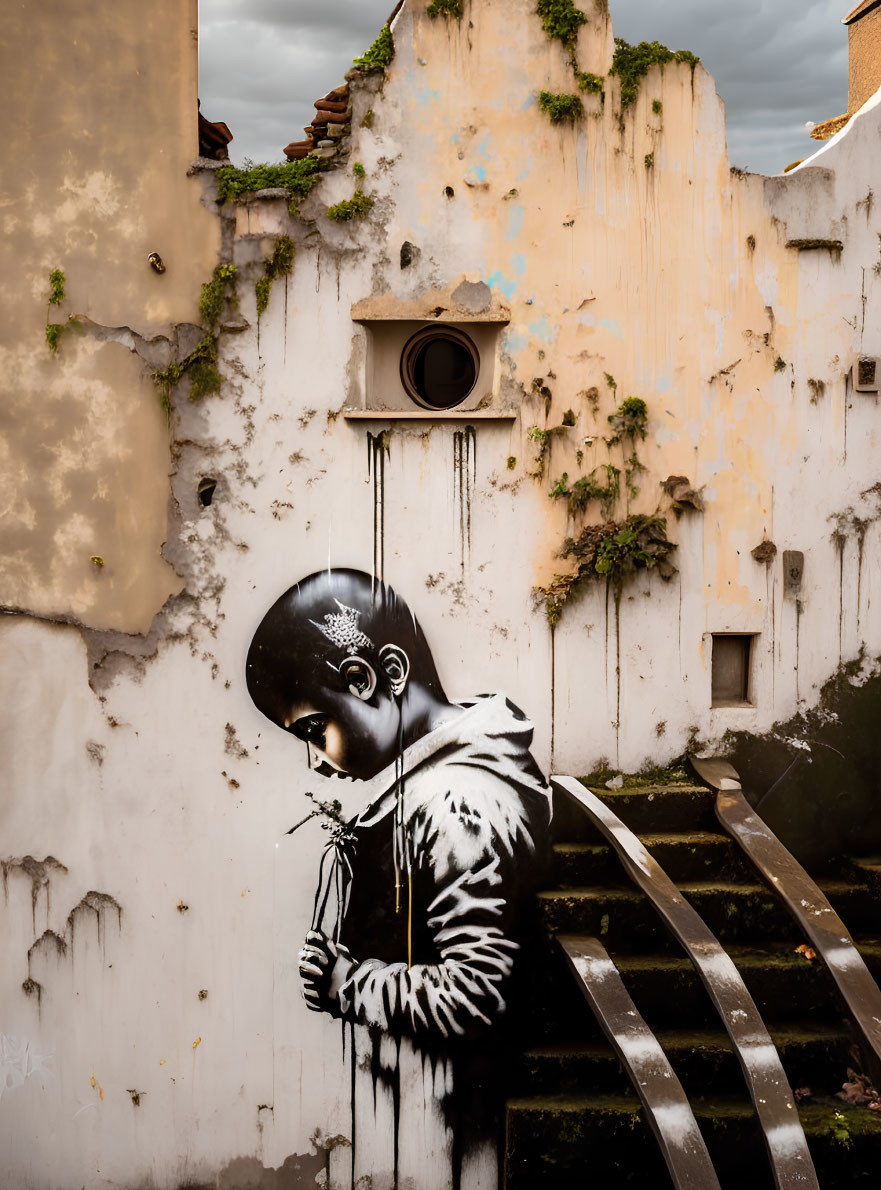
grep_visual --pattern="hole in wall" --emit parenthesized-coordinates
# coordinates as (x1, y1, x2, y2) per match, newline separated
(400, 325, 479, 410)
(711, 634, 756, 707)
(198, 477, 217, 507)
(444, 186, 455, 198)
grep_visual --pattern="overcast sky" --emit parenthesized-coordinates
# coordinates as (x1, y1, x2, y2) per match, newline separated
(198, 0, 849, 177)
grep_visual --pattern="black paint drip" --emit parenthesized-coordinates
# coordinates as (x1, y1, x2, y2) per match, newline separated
(453, 426, 477, 573)
(367, 432, 387, 583)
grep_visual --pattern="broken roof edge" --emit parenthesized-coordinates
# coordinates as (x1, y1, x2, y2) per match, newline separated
(788, 84, 881, 173)
(843, 0, 881, 24)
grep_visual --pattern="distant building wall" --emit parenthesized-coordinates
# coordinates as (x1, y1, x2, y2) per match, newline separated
(848, 1, 881, 111)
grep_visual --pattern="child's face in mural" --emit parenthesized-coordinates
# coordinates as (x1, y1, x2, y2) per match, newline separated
(286, 679, 402, 781)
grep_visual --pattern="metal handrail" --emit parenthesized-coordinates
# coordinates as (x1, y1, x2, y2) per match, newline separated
(691, 755, 881, 1088)
(551, 774, 819, 1190)
(557, 932, 722, 1190)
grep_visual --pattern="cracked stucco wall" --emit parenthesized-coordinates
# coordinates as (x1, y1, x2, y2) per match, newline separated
(0, 0, 220, 634)
(3, 1, 881, 1187)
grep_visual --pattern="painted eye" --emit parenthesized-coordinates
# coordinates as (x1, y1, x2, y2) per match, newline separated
(289, 715, 328, 748)
(340, 657, 376, 701)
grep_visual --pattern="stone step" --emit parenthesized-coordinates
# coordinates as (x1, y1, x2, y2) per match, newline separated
(520, 937, 881, 1042)
(537, 879, 876, 948)
(552, 830, 748, 886)
(551, 780, 717, 841)
(514, 1023, 851, 1098)
(504, 1093, 881, 1190)
(848, 856, 881, 899)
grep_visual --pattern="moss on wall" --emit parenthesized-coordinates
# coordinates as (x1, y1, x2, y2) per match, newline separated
(611, 38, 699, 110)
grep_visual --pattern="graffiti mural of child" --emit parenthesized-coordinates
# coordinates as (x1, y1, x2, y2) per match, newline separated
(246, 568, 551, 1189)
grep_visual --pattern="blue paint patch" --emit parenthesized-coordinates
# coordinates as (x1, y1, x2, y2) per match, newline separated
(520, 94, 536, 111)
(656, 374, 672, 393)
(598, 318, 624, 340)
(502, 331, 528, 353)
(486, 271, 518, 299)
(510, 253, 526, 276)
(416, 86, 441, 107)
(452, 132, 459, 145)
(506, 204, 524, 241)
(528, 315, 557, 343)
(579, 311, 596, 327)
(517, 158, 534, 181)
(477, 135, 492, 160)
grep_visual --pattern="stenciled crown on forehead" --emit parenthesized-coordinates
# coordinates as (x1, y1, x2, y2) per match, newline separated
(310, 600, 375, 656)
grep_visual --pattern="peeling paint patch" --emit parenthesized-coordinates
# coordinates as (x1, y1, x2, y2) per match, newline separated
(527, 315, 557, 342)
(486, 271, 518, 299)
(0, 1036, 52, 1100)
(598, 318, 624, 340)
(505, 204, 524, 240)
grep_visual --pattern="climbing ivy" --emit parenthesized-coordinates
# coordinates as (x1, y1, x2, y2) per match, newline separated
(255, 235, 295, 317)
(538, 91, 583, 124)
(327, 189, 375, 222)
(610, 38, 699, 110)
(538, 515, 677, 627)
(353, 23, 395, 72)
(535, 0, 587, 48)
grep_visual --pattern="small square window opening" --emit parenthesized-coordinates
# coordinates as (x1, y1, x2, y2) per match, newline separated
(711, 634, 755, 707)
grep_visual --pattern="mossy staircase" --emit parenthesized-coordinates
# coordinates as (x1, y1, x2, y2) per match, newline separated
(504, 775, 881, 1188)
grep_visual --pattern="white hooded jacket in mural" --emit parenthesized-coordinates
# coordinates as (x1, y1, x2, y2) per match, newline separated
(310, 694, 552, 1040)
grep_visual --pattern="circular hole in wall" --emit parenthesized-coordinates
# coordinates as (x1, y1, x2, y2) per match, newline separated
(400, 326, 479, 410)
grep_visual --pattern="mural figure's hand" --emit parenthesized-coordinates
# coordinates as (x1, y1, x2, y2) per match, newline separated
(298, 930, 357, 1013)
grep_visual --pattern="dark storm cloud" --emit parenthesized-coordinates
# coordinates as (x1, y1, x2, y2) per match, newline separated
(198, 0, 850, 173)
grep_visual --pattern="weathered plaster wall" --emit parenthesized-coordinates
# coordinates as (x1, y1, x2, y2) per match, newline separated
(3, 1, 881, 1186)
(0, 0, 220, 632)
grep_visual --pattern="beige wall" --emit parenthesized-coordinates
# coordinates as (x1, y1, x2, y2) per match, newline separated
(849, 5, 881, 112)
(0, 0, 220, 633)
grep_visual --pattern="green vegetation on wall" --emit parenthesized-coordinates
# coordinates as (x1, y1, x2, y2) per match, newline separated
(48, 269, 66, 307)
(611, 38, 699, 110)
(199, 264, 238, 329)
(540, 515, 677, 627)
(153, 264, 238, 417)
(353, 22, 395, 72)
(327, 189, 375, 222)
(538, 91, 584, 124)
(576, 71, 604, 94)
(255, 236, 295, 317)
(427, 0, 463, 17)
(215, 158, 321, 214)
(535, 0, 587, 48)
(45, 267, 68, 353)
